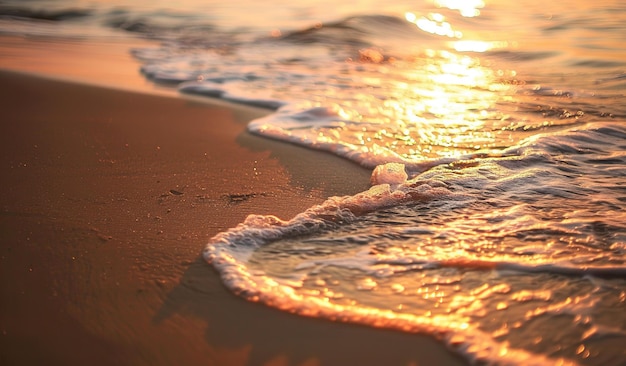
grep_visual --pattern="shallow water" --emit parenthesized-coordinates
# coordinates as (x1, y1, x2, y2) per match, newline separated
(3, 0, 625, 364)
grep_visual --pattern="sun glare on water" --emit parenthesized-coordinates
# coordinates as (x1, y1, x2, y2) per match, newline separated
(377, 55, 509, 160)
(435, 0, 485, 17)
(391, 1, 517, 161)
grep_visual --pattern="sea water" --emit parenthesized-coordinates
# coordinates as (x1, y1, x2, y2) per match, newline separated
(2, 0, 625, 364)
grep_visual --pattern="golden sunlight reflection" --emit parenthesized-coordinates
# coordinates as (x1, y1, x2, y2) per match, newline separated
(382, 50, 509, 159)
(386, 1, 517, 161)
(428, 52, 490, 87)
(434, 0, 485, 17)
(274, 0, 522, 163)
(405, 12, 462, 38)
(452, 40, 509, 53)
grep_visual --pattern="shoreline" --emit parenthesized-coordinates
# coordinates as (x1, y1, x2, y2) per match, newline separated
(0, 35, 177, 97)
(0, 36, 466, 365)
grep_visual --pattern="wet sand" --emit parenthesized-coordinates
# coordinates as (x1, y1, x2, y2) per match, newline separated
(0, 37, 466, 365)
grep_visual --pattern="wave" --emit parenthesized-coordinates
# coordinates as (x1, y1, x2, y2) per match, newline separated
(204, 121, 626, 364)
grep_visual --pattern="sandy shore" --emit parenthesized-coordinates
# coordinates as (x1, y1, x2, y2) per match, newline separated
(0, 37, 465, 365)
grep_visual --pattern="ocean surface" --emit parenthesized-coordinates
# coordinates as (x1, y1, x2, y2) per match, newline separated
(2, 0, 625, 364)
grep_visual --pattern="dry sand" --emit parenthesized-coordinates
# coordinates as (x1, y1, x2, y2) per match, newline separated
(0, 37, 466, 365)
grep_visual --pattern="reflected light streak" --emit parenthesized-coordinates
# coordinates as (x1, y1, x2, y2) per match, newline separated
(392, 50, 505, 159)
(405, 12, 462, 38)
(295, 3, 517, 162)
(428, 54, 489, 86)
(434, 0, 485, 17)
(453, 40, 509, 53)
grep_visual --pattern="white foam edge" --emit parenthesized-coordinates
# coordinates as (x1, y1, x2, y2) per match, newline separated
(179, 81, 287, 109)
(203, 166, 576, 365)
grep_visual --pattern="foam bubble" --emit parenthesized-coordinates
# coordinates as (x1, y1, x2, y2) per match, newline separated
(370, 162, 408, 186)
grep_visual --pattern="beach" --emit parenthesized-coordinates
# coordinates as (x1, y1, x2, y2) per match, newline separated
(0, 36, 465, 366)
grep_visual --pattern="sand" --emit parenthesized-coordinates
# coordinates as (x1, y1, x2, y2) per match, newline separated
(0, 36, 466, 365)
